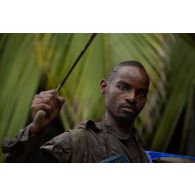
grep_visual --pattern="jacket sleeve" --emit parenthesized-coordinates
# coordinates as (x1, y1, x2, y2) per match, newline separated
(38, 128, 87, 163)
(2, 126, 71, 163)
(2, 125, 47, 162)
(2, 122, 87, 163)
(39, 132, 72, 163)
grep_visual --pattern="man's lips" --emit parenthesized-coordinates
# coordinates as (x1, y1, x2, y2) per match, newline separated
(120, 105, 137, 112)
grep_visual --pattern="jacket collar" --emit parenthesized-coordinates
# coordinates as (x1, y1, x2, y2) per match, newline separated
(83, 120, 138, 140)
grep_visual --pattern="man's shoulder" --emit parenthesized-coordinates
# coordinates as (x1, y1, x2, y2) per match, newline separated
(74, 120, 102, 133)
(40, 120, 102, 157)
(50, 120, 102, 143)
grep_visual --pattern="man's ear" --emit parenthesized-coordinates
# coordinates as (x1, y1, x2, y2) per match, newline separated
(100, 79, 108, 94)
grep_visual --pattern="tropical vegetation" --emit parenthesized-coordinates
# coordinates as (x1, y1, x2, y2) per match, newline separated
(0, 33, 195, 162)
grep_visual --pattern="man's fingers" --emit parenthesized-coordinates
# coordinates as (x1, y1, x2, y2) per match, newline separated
(31, 103, 53, 115)
(32, 90, 65, 120)
(40, 90, 57, 95)
(36, 93, 58, 101)
(58, 96, 65, 104)
(30, 90, 64, 134)
(33, 94, 60, 109)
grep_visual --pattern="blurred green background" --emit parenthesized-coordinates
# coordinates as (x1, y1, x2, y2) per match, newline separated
(0, 33, 195, 162)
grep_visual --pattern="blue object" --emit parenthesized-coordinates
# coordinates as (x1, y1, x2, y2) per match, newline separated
(146, 151, 195, 162)
(101, 151, 195, 163)
(100, 155, 129, 163)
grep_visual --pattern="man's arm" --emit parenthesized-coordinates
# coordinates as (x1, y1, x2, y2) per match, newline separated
(2, 90, 65, 162)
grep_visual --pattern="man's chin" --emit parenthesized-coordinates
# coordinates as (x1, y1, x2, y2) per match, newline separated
(117, 113, 136, 122)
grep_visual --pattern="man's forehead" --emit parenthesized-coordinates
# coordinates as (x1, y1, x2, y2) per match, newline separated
(114, 66, 150, 87)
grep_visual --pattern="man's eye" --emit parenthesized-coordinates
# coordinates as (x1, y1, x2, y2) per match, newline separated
(118, 85, 129, 91)
(139, 91, 147, 98)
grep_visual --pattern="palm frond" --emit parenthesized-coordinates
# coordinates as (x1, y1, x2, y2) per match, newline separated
(1, 33, 195, 161)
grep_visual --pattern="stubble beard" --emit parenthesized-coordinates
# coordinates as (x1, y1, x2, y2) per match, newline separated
(108, 107, 136, 125)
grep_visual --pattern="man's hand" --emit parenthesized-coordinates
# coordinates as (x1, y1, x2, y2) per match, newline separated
(30, 90, 65, 135)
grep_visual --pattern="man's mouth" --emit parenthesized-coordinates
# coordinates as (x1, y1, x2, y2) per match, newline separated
(121, 105, 137, 112)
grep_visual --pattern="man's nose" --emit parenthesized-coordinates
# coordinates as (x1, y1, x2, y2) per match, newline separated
(125, 90, 137, 104)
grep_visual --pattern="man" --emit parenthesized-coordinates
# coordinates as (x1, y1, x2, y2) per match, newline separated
(2, 60, 150, 162)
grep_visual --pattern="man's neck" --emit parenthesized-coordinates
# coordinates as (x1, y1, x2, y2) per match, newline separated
(104, 112, 134, 135)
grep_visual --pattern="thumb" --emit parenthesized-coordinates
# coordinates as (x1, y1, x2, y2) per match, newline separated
(58, 96, 65, 107)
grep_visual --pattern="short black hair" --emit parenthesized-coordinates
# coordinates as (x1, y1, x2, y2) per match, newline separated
(107, 60, 148, 83)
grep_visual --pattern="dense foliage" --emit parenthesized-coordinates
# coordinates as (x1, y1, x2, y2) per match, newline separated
(1, 33, 195, 161)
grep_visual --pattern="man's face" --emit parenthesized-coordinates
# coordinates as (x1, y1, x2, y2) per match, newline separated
(101, 66, 150, 122)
